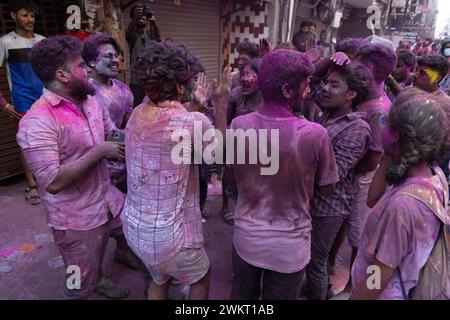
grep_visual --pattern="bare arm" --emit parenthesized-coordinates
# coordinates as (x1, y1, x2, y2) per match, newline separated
(46, 142, 124, 194)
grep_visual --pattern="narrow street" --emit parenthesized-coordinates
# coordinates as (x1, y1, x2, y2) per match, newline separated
(0, 174, 351, 300)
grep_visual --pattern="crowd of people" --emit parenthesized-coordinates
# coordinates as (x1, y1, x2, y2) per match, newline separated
(1, 1, 450, 300)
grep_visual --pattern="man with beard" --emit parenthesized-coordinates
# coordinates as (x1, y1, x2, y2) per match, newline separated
(0, 0, 45, 205)
(17, 36, 131, 299)
(230, 49, 338, 300)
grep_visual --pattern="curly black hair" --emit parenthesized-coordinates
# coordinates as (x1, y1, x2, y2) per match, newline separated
(236, 40, 259, 59)
(82, 33, 122, 64)
(30, 36, 83, 83)
(330, 62, 372, 108)
(418, 55, 450, 82)
(133, 38, 203, 103)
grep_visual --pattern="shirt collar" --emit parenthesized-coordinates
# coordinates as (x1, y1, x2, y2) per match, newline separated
(42, 88, 78, 108)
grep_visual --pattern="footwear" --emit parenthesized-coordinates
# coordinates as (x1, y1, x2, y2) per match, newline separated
(222, 211, 234, 225)
(25, 186, 40, 205)
(114, 247, 141, 271)
(94, 277, 130, 299)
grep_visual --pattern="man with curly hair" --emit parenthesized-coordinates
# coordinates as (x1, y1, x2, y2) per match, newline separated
(17, 36, 131, 300)
(121, 39, 228, 300)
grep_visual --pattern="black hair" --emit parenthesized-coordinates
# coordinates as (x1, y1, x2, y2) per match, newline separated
(8, 0, 37, 13)
(82, 33, 122, 64)
(386, 88, 450, 184)
(133, 38, 203, 103)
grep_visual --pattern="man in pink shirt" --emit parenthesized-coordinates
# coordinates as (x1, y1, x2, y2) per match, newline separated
(17, 36, 132, 299)
(230, 49, 339, 300)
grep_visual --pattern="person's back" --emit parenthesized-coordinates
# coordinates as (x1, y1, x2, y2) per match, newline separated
(124, 102, 211, 264)
(232, 113, 337, 272)
(230, 49, 338, 300)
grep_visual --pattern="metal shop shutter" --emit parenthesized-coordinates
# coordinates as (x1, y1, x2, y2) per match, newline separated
(123, 0, 221, 81)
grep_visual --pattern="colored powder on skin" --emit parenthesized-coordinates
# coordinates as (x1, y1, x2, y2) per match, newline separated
(424, 68, 440, 84)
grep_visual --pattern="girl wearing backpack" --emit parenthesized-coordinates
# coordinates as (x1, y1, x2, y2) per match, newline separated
(350, 88, 450, 300)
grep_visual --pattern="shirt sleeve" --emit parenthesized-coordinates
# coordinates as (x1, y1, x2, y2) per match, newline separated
(0, 37, 7, 67)
(333, 123, 371, 179)
(315, 127, 339, 186)
(17, 113, 60, 191)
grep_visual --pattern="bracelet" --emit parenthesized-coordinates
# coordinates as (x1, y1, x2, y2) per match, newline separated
(2, 103, 11, 112)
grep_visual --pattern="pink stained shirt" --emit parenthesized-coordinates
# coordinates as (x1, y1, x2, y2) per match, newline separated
(17, 88, 125, 231)
(121, 101, 215, 266)
(89, 78, 133, 129)
(230, 111, 339, 273)
(351, 168, 446, 299)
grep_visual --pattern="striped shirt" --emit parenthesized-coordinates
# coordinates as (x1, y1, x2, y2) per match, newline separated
(0, 31, 45, 112)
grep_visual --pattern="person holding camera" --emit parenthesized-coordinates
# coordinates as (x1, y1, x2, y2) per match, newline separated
(126, 3, 161, 107)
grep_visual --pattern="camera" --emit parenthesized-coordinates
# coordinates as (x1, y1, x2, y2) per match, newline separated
(142, 5, 154, 18)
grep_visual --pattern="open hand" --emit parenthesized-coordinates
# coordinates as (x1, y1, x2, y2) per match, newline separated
(193, 72, 208, 106)
(330, 52, 351, 66)
(211, 65, 231, 109)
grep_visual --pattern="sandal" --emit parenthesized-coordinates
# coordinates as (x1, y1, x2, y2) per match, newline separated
(25, 186, 40, 205)
(222, 211, 234, 225)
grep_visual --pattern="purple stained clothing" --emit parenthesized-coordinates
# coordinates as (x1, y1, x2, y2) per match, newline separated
(121, 101, 215, 266)
(352, 93, 392, 214)
(230, 112, 339, 274)
(89, 78, 133, 129)
(17, 88, 124, 231)
(351, 168, 446, 299)
(311, 112, 372, 218)
(227, 86, 263, 125)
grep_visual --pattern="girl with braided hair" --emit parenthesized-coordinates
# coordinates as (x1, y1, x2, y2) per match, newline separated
(350, 88, 450, 299)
